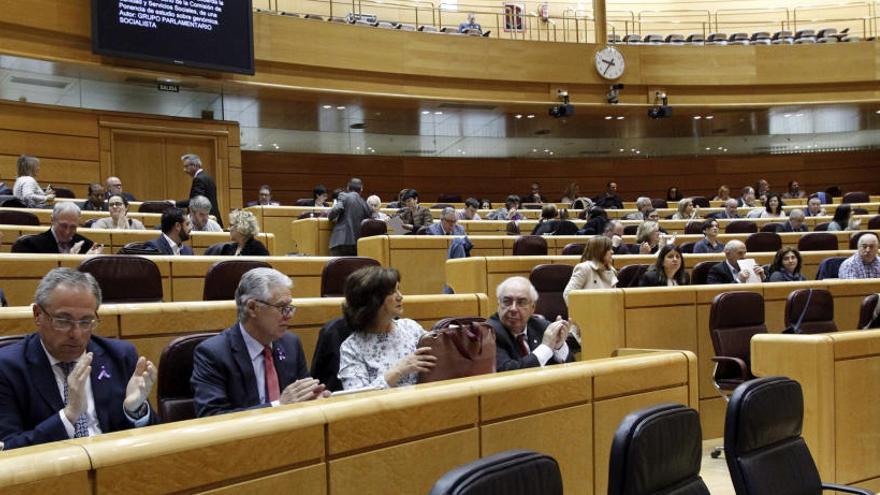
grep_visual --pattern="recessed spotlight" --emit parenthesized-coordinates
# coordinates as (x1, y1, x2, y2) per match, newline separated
(434, 111, 443, 115)
(619, 148, 625, 152)
(370, 149, 376, 153)
(457, 149, 462, 152)
(635, 150, 641, 154)
(616, 116, 625, 120)
(605, 116, 613, 120)
(630, 148, 635, 152)
(336, 106, 346, 110)
(795, 113, 804, 117)
(272, 143, 277, 147)
(705, 115, 714, 120)
(784, 113, 792, 118)
(422, 110, 430, 115)
(322, 105, 332, 109)
(515, 114, 523, 119)
(693, 115, 702, 120)
(526, 114, 535, 119)
(722, 148, 728, 152)
(257, 144, 263, 147)
(543, 149, 549, 153)
(705, 147, 711, 150)
(795, 146, 800, 149)
(355, 146, 361, 150)
(531, 148, 537, 152)
(461, 151, 466, 155)
(717, 146, 723, 150)
(875, 110, 880, 114)
(548, 151, 554, 155)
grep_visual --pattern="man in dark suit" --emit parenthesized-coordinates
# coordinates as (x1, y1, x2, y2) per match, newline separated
(79, 184, 107, 212)
(0, 268, 157, 449)
(780, 209, 808, 232)
(145, 208, 193, 255)
(176, 153, 223, 228)
(191, 268, 329, 417)
(709, 199, 741, 220)
(593, 181, 624, 209)
(104, 176, 137, 202)
(486, 276, 574, 372)
(707, 240, 766, 284)
(13, 202, 103, 254)
(328, 178, 372, 256)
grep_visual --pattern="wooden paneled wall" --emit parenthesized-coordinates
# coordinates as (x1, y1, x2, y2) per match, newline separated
(0, 101, 242, 210)
(241, 149, 880, 204)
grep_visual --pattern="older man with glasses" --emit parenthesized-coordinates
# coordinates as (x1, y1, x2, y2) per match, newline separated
(486, 276, 574, 372)
(191, 268, 330, 417)
(0, 268, 156, 450)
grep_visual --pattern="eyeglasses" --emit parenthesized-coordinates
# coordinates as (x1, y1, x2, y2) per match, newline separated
(38, 305, 100, 332)
(499, 297, 532, 309)
(253, 299, 297, 317)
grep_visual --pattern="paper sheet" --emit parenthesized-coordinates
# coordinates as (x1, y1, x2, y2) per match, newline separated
(737, 258, 761, 284)
(386, 216, 407, 235)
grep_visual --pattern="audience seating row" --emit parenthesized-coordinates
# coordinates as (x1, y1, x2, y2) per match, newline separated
(612, 28, 863, 45)
(0, 207, 162, 229)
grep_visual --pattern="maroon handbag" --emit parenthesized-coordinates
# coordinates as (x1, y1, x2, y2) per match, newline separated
(417, 320, 496, 383)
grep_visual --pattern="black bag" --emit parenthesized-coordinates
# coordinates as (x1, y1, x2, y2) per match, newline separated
(783, 289, 813, 334)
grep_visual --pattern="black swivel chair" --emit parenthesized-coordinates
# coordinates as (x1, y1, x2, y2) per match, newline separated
(429, 450, 563, 495)
(608, 404, 709, 495)
(724, 376, 874, 495)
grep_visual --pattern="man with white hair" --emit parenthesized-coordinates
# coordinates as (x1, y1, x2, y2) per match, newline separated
(188, 195, 222, 232)
(839, 233, 880, 280)
(706, 240, 765, 284)
(426, 207, 465, 235)
(191, 268, 329, 417)
(13, 202, 103, 254)
(780, 209, 808, 232)
(487, 276, 573, 371)
(366, 195, 389, 221)
(710, 199, 740, 220)
(624, 197, 652, 220)
(176, 153, 222, 228)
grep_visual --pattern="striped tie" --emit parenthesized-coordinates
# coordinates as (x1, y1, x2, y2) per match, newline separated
(57, 362, 90, 438)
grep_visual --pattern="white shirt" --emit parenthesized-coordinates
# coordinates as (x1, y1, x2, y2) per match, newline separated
(161, 233, 182, 255)
(190, 216, 223, 232)
(726, 261, 743, 283)
(40, 340, 150, 438)
(238, 324, 280, 407)
(512, 329, 570, 366)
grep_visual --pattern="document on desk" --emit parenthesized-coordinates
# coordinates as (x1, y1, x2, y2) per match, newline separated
(387, 216, 407, 235)
(738, 258, 761, 283)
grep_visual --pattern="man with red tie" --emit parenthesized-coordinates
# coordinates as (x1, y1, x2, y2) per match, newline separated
(191, 268, 329, 417)
(486, 276, 574, 372)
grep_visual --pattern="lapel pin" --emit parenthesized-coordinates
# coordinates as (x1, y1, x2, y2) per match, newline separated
(276, 347, 286, 361)
(97, 365, 111, 381)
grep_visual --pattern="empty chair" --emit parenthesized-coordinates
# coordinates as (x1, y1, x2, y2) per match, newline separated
(623, 34, 641, 44)
(745, 232, 782, 253)
(294, 198, 313, 206)
(359, 218, 387, 238)
(320, 256, 380, 297)
(116, 241, 159, 255)
(418, 25, 438, 32)
(679, 241, 695, 254)
(607, 33, 621, 43)
(303, 13, 324, 20)
(724, 376, 874, 495)
(552, 220, 579, 236)
(760, 222, 783, 232)
(0, 210, 39, 226)
(623, 225, 638, 235)
(772, 30, 794, 44)
(157, 333, 218, 422)
(328, 16, 350, 24)
(355, 18, 377, 27)
(750, 32, 771, 45)
(643, 34, 663, 44)
(530, 264, 574, 320)
(138, 201, 174, 214)
(440, 27, 463, 35)
(78, 256, 163, 303)
(872, 216, 880, 230)
(842, 35, 862, 42)
(817, 36, 837, 43)
(203, 260, 272, 301)
(561, 243, 585, 256)
(665, 33, 685, 44)
(685, 33, 705, 44)
(816, 27, 837, 38)
(279, 11, 300, 17)
(608, 404, 709, 495)
(858, 294, 880, 329)
(0, 335, 25, 349)
(505, 221, 520, 236)
(0, 197, 27, 208)
(707, 32, 728, 44)
(52, 187, 75, 198)
(798, 232, 837, 251)
(512, 235, 547, 256)
(725, 221, 758, 234)
(784, 288, 836, 334)
(429, 449, 563, 495)
(728, 32, 750, 45)
(842, 191, 869, 204)
(813, 222, 830, 231)
(691, 196, 710, 208)
(398, 23, 417, 31)
(816, 256, 848, 280)
(795, 29, 817, 43)
(437, 194, 461, 203)
(691, 261, 719, 285)
(684, 222, 704, 235)
(650, 198, 667, 209)
(618, 264, 648, 288)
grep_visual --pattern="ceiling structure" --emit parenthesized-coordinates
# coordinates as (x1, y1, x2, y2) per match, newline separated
(2, 53, 880, 159)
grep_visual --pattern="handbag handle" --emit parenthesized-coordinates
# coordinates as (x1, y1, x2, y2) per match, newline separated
(444, 322, 485, 360)
(792, 289, 813, 334)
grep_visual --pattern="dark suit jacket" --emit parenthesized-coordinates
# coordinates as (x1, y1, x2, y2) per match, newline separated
(213, 237, 269, 256)
(309, 317, 353, 392)
(487, 313, 574, 372)
(779, 221, 808, 233)
(328, 191, 371, 249)
(80, 201, 107, 212)
(105, 191, 137, 202)
(177, 170, 222, 228)
(638, 269, 690, 287)
(0, 334, 156, 450)
(706, 262, 737, 284)
(191, 324, 310, 417)
(14, 229, 94, 254)
(144, 235, 194, 255)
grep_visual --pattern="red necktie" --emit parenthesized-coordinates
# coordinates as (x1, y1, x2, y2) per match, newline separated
(263, 346, 280, 402)
(516, 333, 530, 357)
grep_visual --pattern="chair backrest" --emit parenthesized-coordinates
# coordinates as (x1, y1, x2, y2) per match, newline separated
(745, 232, 782, 253)
(849, 231, 874, 250)
(157, 333, 218, 423)
(203, 242, 234, 256)
(691, 261, 719, 285)
(0, 335, 25, 350)
(724, 377, 823, 495)
(816, 256, 848, 280)
(797, 232, 837, 251)
(618, 264, 649, 288)
(359, 218, 387, 238)
(623, 225, 638, 235)
(684, 222, 704, 235)
(117, 241, 160, 255)
(83, 218, 99, 228)
(608, 404, 708, 495)
(138, 201, 174, 214)
(430, 203, 454, 210)
(651, 198, 667, 209)
(868, 216, 880, 230)
(561, 243, 585, 256)
(0, 197, 27, 208)
(552, 220, 579, 236)
(320, 256, 381, 297)
(529, 264, 574, 320)
(505, 221, 521, 235)
(784, 289, 836, 334)
(52, 187, 75, 198)
(858, 294, 880, 329)
(842, 191, 869, 204)
(295, 198, 313, 206)
(11, 234, 36, 253)
(725, 221, 758, 234)
(709, 291, 766, 386)
(760, 222, 783, 233)
(691, 196, 710, 208)
(429, 449, 563, 495)
(0, 210, 40, 226)
(203, 260, 272, 301)
(679, 241, 696, 254)
(813, 222, 830, 231)
(77, 256, 163, 303)
(512, 235, 548, 256)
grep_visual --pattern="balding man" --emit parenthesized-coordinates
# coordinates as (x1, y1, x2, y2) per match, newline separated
(706, 240, 765, 284)
(710, 199, 740, 220)
(487, 276, 574, 372)
(104, 176, 136, 202)
(426, 207, 465, 235)
(14, 203, 103, 254)
(839, 233, 880, 280)
(176, 153, 222, 228)
(780, 209, 808, 232)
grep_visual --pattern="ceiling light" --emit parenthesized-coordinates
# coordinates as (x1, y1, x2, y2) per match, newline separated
(723, 148, 728, 152)
(875, 110, 880, 114)
(422, 110, 430, 115)
(336, 106, 346, 110)
(355, 146, 361, 150)
(705, 147, 711, 150)
(616, 116, 625, 120)
(543, 149, 550, 152)
(795, 113, 804, 117)
(257, 144, 263, 147)
(526, 114, 535, 119)
(605, 116, 613, 120)
(322, 105, 332, 109)
(548, 151, 554, 155)
(370, 149, 376, 153)
(705, 115, 714, 120)
(635, 150, 641, 154)
(784, 113, 792, 118)
(619, 148, 625, 152)
(515, 114, 523, 119)
(531, 148, 537, 152)
(717, 146, 723, 150)
(434, 111, 443, 115)
(693, 115, 702, 120)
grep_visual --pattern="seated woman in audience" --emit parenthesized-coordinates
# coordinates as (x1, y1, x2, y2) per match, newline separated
(667, 186, 683, 202)
(634, 220, 668, 254)
(225, 209, 269, 256)
(531, 204, 559, 235)
(92, 194, 145, 230)
(398, 189, 434, 232)
(827, 203, 860, 231)
(479, 198, 492, 210)
(783, 180, 806, 199)
(366, 195, 389, 221)
(671, 198, 700, 220)
(338, 266, 435, 390)
(560, 182, 580, 203)
(693, 219, 723, 254)
(639, 245, 690, 287)
(488, 195, 523, 221)
(12, 155, 54, 208)
(759, 193, 786, 218)
(767, 247, 806, 282)
(563, 236, 618, 304)
(713, 185, 731, 202)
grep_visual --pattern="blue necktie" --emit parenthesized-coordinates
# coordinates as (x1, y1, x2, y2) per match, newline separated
(58, 362, 90, 438)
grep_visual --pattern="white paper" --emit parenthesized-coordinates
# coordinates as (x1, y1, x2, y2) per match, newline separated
(737, 258, 761, 284)
(331, 386, 380, 397)
(386, 215, 407, 235)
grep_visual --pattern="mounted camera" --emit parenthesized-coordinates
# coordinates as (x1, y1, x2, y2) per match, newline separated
(549, 90, 574, 118)
(648, 91, 672, 119)
(607, 83, 624, 104)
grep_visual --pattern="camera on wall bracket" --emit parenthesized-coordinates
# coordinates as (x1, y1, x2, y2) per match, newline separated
(549, 90, 574, 118)
(648, 91, 672, 119)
